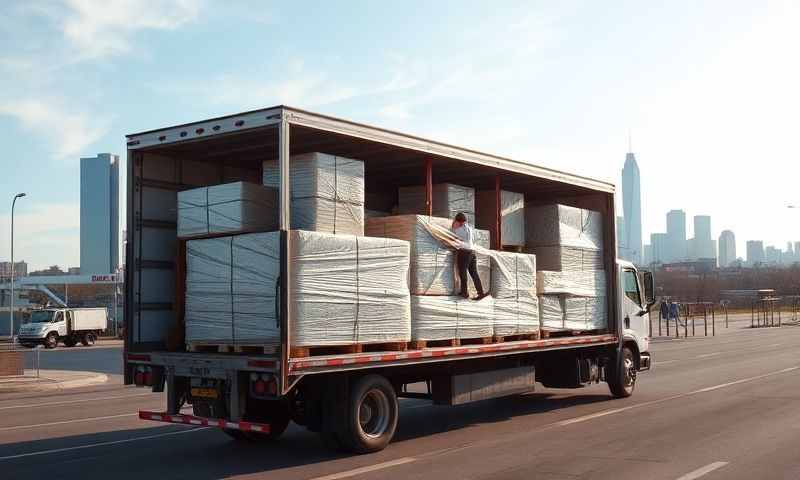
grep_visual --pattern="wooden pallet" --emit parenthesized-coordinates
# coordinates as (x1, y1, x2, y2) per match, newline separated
(187, 343, 279, 355)
(290, 341, 408, 359)
(492, 332, 540, 343)
(541, 329, 604, 339)
(407, 336, 495, 349)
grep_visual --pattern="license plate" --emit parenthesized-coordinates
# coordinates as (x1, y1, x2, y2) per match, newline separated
(191, 387, 218, 399)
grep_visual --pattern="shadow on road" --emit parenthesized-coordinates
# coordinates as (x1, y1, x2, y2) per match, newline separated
(3, 391, 614, 479)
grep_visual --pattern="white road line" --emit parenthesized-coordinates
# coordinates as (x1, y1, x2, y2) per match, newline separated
(657, 360, 680, 365)
(310, 457, 417, 480)
(675, 461, 729, 480)
(694, 352, 721, 358)
(0, 427, 206, 462)
(764, 343, 783, 348)
(0, 392, 156, 411)
(0, 413, 137, 432)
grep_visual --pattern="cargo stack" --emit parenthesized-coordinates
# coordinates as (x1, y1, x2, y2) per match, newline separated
(525, 204, 607, 332)
(366, 214, 494, 344)
(263, 152, 365, 236)
(177, 182, 278, 238)
(475, 189, 525, 248)
(398, 183, 476, 224)
(490, 251, 539, 339)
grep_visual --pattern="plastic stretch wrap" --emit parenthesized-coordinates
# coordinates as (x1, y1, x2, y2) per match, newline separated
(490, 251, 536, 299)
(398, 183, 476, 224)
(263, 152, 364, 235)
(537, 271, 606, 297)
(288, 230, 411, 346)
(563, 296, 607, 330)
(494, 296, 539, 337)
(475, 190, 525, 247)
(538, 295, 565, 330)
(178, 182, 278, 239)
(525, 204, 604, 251)
(530, 246, 604, 272)
(365, 215, 490, 296)
(410, 296, 494, 341)
(185, 232, 280, 345)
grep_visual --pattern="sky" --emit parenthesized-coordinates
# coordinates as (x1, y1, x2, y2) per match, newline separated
(0, 0, 798, 270)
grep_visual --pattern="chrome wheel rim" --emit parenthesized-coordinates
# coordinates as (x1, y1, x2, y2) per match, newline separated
(358, 388, 390, 439)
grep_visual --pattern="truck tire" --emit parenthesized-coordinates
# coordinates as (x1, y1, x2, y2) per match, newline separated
(338, 374, 398, 454)
(64, 337, 77, 347)
(81, 333, 96, 346)
(608, 346, 636, 398)
(45, 332, 58, 349)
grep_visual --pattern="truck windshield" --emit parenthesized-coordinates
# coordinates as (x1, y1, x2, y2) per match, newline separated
(30, 311, 55, 323)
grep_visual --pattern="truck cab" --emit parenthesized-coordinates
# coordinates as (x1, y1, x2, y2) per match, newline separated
(18, 308, 107, 349)
(618, 260, 655, 374)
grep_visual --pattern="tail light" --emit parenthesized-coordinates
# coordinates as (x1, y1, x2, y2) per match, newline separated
(250, 373, 276, 398)
(133, 366, 154, 387)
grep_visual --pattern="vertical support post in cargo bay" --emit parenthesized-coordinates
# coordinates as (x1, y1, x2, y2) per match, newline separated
(494, 174, 502, 250)
(425, 158, 433, 216)
(278, 115, 291, 396)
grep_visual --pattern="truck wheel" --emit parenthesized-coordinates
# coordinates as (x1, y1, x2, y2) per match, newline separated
(64, 337, 77, 347)
(81, 333, 96, 346)
(608, 346, 636, 398)
(45, 333, 58, 349)
(339, 374, 398, 453)
(240, 401, 291, 442)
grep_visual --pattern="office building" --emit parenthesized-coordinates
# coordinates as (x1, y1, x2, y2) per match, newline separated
(765, 246, 781, 265)
(0, 261, 27, 281)
(621, 152, 642, 265)
(643, 244, 653, 265)
(718, 230, 736, 268)
(80, 153, 120, 274)
(616, 216, 627, 261)
(650, 232, 668, 264)
(746, 240, 765, 267)
(666, 210, 687, 262)
(692, 215, 714, 260)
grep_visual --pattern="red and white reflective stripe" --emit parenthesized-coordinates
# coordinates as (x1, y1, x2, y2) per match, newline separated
(289, 334, 617, 372)
(139, 411, 270, 434)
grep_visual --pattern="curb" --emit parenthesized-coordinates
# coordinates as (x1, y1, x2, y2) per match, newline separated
(0, 371, 109, 394)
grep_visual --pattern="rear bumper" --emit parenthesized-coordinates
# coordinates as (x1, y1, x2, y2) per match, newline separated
(639, 352, 652, 371)
(139, 411, 271, 434)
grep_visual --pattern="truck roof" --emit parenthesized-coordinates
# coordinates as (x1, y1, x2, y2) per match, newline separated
(126, 105, 615, 194)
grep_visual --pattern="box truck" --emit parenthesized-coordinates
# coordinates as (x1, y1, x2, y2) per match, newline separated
(19, 307, 107, 348)
(125, 106, 654, 453)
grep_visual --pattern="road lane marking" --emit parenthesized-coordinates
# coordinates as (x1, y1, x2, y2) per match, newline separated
(694, 352, 721, 358)
(675, 461, 729, 479)
(0, 392, 156, 411)
(0, 413, 137, 431)
(310, 457, 417, 480)
(657, 360, 679, 365)
(764, 343, 783, 348)
(0, 427, 207, 462)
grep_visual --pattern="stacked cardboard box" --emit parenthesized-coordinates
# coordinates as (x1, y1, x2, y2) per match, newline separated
(475, 190, 525, 247)
(398, 183, 476, 224)
(184, 230, 412, 348)
(177, 182, 278, 238)
(262, 152, 365, 236)
(526, 204, 607, 331)
(491, 251, 539, 337)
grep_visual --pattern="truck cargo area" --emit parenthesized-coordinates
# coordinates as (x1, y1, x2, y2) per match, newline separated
(125, 106, 651, 453)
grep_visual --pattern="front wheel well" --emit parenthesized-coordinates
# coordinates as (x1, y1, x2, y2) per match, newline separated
(623, 340, 641, 370)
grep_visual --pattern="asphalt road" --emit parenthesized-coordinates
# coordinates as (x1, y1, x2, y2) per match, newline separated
(2, 325, 800, 480)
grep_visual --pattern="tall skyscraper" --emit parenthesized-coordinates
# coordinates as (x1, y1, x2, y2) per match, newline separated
(621, 152, 642, 265)
(80, 153, 120, 274)
(666, 210, 687, 262)
(616, 216, 628, 261)
(718, 230, 736, 267)
(692, 215, 714, 260)
(650, 232, 668, 264)
(746, 240, 765, 267)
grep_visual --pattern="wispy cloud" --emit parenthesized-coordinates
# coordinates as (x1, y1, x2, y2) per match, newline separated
(0, 203, 81, 270)
(0, 99, 110, 160)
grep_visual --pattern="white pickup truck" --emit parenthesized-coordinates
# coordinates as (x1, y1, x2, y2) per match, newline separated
(18, 308, 108, 349)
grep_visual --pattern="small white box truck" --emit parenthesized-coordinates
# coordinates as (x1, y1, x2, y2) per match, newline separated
(18, 307, 108, 349)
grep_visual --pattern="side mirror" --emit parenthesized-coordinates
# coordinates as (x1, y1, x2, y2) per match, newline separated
(642, 270, 656, 307)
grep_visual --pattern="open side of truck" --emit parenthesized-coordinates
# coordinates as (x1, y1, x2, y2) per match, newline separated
(124, 106, 653, 453)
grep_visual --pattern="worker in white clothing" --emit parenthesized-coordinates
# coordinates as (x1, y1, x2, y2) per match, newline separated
(451, 212, 487, 300)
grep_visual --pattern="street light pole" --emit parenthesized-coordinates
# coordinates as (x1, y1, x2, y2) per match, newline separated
(9, 192, 26, 343)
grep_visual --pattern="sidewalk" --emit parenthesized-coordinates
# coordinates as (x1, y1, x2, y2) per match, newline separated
(0, 369, 109, 394)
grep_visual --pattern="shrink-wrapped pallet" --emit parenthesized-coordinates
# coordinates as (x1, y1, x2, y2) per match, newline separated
(289, 230, 411, 346)
(525, 204, 603, 251)
(398, 183, 475, 224)
(410, 296, 494, 341)
(537, 271, 606, 297)
(178, 182, 278, 239)
(185, 232, 280, 345)
(365, 215, 490, 296)
(538, 295, 607, 331)
(263, 152, 365, 235)
(475, 190, 525, 247)
(529, 246, 604, 272)
(538, 295, 565, 330)
(490, 251, 539, 337)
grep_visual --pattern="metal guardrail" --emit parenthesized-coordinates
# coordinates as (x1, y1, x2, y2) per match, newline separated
(650, 301, 726, 338)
